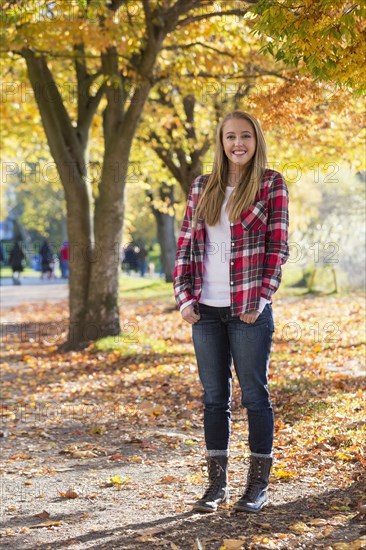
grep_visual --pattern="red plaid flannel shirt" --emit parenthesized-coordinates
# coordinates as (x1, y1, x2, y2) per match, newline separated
(173, 169, 289, 316)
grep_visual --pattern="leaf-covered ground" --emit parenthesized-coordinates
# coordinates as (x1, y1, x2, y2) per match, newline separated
(0, 292, 365, 549)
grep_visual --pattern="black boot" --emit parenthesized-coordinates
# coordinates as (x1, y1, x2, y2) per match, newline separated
(192, 455, 229, 513)
(233, 455, 272, 513)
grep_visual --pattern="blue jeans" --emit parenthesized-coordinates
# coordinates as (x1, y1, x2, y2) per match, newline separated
(192, 303, 275, 454)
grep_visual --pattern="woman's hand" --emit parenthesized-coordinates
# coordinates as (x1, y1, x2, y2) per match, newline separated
(181, 304, 201, 325)
(240, 310, 260, 324)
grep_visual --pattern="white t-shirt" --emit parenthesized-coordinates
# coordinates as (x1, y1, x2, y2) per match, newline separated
(200, 186, 234, 306)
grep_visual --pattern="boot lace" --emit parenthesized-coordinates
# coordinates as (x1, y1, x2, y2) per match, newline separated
(243, 461, 263, 500)
(202, 460, 224, 500)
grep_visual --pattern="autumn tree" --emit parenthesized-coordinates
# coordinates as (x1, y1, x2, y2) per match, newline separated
(252, 0, 366, 92)
(1, 0, 254, 348)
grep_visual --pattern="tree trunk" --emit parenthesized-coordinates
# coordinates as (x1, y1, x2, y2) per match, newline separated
(85, 73, 155, 334)
(64, 180, 93, 345)
(84, 146, 129, 338)
(331, 266, 338, 293)
(22, 50, 94, 347)
(156, 211, 177, 283)
(148, 183, 177, 283)
(308, 268, 317, 292)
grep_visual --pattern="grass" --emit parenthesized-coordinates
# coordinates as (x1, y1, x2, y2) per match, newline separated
(95, 333, 185, 356)
(0, 267, 40, 278)
(119, 274, 174, 302)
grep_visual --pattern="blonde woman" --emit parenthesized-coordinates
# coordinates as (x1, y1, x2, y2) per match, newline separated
(174, 111, 289, 513)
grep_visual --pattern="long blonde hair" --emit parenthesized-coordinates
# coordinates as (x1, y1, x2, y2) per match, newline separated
(194, 111, 267, 227)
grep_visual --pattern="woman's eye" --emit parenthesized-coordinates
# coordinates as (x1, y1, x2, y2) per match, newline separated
(226, 135, 251, 139)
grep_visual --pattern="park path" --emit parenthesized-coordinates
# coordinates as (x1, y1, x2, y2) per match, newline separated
(0, 277, 68, 310)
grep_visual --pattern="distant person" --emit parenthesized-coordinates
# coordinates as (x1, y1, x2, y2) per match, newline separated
(0, 241, 5, 277)
(123, 244, 138, 275)
(40, 239, 54, 280)
(8, 241, 25, 285)
(59, 240, 69, 279)
(137, 246, 148, 277)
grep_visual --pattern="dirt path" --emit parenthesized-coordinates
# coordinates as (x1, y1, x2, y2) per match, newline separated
(1, 296, 365, 549)
(1, 408, 364, 550)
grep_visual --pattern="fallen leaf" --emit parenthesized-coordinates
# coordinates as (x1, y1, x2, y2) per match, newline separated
(69, 450, 98, 459)
(29, 521, 62, 529)
(291, 522, 311, 533)
(308, 518, 327, 525)
(109, 453, 125, 460)
(106, 475, 130, 489)
(59, 489, 79, 499)
(129, 456, 143, 463)
(222, 539, 244, 549)
(89, 425, 106, 435)
(273, 468, 297, 480)
(158, 475, 179, 484)
(34, 511, 50, 520)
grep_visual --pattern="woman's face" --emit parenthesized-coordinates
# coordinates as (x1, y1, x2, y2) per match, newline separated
(222, 118, 257, 172)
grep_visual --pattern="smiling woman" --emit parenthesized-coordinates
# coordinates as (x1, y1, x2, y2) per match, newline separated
(173, 110, 290, 515)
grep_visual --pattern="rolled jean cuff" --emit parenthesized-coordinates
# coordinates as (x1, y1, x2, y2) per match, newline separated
(206, 449, 230, 457)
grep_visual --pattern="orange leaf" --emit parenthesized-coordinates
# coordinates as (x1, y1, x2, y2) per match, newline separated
(158, 475, 179, 484)
(59, 489, 79, 499)
(109, 453, 124, 460)
(35, 511, 50, 520)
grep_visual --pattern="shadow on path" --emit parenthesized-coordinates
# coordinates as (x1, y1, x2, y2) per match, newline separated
(3, 480, 363, 550)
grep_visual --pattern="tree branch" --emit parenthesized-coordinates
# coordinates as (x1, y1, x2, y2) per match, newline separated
(142, 0, 154, 41)
(106, 0, 129, 11)
(21, 48, 85, 184)
(147, 131, 183, 182)
(74, 43, 106, 146)
(162, 0, 202, 33)
(177, 7, 251, 28)
(162, 41, 235, 57)
(101, 46, 125, 147)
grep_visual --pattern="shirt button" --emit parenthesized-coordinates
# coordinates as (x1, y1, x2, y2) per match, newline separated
(230, 281, 234, 285)
(231, 242, 234, 247)
(231, 261, 234, 265)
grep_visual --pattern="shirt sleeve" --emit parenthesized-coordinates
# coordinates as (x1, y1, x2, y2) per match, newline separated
(261, 172, 289, 301)
(173, 180, 196, 310)
(180, 299, 195, 313)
